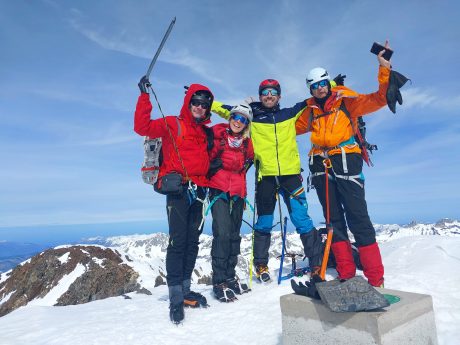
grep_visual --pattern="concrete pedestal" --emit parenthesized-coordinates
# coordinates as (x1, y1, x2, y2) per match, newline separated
(280, 287, 438, 345)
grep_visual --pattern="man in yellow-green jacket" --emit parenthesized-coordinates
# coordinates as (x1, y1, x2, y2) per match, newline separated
(212, 79, 324, 282)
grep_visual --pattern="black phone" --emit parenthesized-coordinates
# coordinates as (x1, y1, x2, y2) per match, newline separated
(370, 42, 393, 60)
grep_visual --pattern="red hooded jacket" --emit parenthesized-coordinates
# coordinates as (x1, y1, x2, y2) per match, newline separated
(134, 84, 213, 187)
(208, 124, 254, 198)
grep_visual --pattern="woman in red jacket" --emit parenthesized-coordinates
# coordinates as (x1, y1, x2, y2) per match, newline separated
(207, 103, 254, 302)
(134, 77, 213, 324)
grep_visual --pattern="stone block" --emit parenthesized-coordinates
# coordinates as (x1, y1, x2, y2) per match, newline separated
(280, 287, 438, 345)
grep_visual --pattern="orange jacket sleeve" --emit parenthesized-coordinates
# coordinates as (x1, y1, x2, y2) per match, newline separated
(295, 101, 310, 135)
(344, 66, 390, 119)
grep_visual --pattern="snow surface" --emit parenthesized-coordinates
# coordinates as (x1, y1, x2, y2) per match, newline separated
(0, 271, 11, 285)
(0, 290, 15, 306)
(0, 236, 459, 345)
(92, 257, 106, 267)
(58, 252, 70, 264)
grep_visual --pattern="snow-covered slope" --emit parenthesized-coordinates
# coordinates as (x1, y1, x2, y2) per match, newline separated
(374, 218, 460, 242)
(0, 235, 458, 345)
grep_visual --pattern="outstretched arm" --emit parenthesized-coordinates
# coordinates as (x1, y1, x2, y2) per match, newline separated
(295, 104, 311, 135)
(211, 101, 232, 120)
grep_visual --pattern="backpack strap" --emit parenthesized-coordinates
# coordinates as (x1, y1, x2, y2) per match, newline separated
(175, 117, 185, 147)
(307, 108, 314, 132)
(202, 126, 214, 151)
(339, 101, 375, 167)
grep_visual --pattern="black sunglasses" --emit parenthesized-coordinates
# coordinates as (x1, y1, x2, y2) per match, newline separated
(190, 99, 210, 109)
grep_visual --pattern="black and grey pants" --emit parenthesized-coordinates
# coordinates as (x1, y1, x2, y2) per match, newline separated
(165, 186, 206, 287)
(209, 189, 244, 285)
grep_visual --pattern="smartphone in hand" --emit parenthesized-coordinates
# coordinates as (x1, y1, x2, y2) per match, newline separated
(370, 42, 393, 60)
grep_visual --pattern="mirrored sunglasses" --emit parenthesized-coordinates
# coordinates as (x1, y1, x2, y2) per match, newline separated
(260, 88, 279, 96)
(190, 99, 210, 109)
(230, 113, 249, 125)
(311, 79, 329, 90)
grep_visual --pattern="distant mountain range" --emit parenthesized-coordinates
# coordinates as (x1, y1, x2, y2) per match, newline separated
(1, 218, 459, 317)
(1, 218, 458, 274)
(0, 242, 49, 272)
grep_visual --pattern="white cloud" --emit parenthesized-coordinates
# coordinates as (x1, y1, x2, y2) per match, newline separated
(67, 12, 225, 86)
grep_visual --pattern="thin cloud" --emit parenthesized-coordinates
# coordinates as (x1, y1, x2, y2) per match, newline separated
(67, 12, 224, 86)
(401, 88, 436, 109)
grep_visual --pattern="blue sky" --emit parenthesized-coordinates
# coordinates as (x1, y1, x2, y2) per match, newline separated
(1, 0, 459, 242)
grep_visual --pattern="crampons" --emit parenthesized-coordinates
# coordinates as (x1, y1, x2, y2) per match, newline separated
(226, 277, 251, 295)
(184, 291, 209, 308)
(213, 283, 237, 302)
(256, 265, 271, 283)
(169, 302, 184, 324)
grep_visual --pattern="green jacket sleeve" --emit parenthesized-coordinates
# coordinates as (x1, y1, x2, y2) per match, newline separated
(211, 101, 232, 120)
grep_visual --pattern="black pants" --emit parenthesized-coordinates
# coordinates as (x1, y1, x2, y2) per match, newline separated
(210, 189, 244, 285)
(165, 186, 206, 286)
(309, 153, 376, 247)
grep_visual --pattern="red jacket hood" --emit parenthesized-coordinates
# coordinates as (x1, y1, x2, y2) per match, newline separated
(180, 83, 214, 126)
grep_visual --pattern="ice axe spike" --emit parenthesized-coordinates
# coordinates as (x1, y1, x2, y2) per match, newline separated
(145, 17, 176, 79)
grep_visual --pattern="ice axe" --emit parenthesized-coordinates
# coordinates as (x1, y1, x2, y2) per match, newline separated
(145, 17, 176, 79)
(319, 158, 333, 280)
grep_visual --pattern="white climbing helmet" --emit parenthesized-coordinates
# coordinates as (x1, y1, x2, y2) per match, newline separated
(306, 67, 330, 88)
(230, 103, 253, 122)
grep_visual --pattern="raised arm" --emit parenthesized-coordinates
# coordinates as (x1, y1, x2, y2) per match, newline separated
(346, 41, 392, 118)
(134, 93, 167, 138)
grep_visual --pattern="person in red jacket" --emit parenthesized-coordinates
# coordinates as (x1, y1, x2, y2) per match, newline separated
(207, 103, 254, 302)
(134, 77, 213, 324)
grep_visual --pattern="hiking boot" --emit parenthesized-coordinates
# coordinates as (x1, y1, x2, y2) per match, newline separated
(213, 282, 237, 302)
(256, 265, 271, 283)
(169, 302, 184, 324)
(226, 277, 250, 295)
(184, 291, 209, 308)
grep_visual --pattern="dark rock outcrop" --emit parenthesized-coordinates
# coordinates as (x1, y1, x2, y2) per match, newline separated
(0, 246, 149, 317)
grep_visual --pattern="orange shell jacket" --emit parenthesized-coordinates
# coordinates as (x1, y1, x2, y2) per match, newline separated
(296, 66, 390, 156)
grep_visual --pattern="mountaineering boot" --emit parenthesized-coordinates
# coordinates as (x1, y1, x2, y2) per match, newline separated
(300, 228, 324, 258)
(184, 291, 209, 308)
(182, 279, 192, 295)
(358, 242, 384, 287)
(226, 277, 250, 295)
(331, 241, 356, 280)
(169, 302, 184, 324)
(253, 230, 271, 272)
(213, 282, 237, 302)
(256, 264, 271, 283)
(182, 278, 208, 307)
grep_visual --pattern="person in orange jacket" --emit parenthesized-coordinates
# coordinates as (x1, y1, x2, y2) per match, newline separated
(295, 41, 392, 288)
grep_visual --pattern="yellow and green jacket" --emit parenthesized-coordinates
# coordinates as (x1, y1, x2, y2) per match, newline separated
(211, 100, 307, 177)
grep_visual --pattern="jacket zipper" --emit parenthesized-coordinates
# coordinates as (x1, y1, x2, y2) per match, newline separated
(273, 114, 282, 176)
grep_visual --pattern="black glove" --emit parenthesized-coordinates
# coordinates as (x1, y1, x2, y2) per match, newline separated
(207, 158, 223, 179)
(243, 159, 253, 173)
(138, 76, 151, 94)
(290, 274, 324, 300)
(386, 70, 410, 113)
(333, 74, 346, 86)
